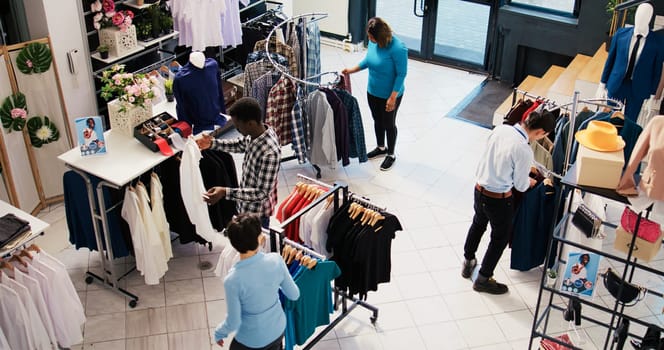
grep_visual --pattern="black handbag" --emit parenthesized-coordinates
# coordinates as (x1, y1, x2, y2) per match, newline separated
(571, 204, 602, 239)
(602, 268, 643, 305)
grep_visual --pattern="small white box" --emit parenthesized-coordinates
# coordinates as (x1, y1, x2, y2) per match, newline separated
(575, 144, 624, 189)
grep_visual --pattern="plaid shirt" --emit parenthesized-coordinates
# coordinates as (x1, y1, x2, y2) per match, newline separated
(211, 127, 281, 217)
(266, 76, 297, 145)
(244, 60, 277, 98)
(254, 37, 299, 78)
(305, 22, 321, 94)
(290, 86, 308, 163)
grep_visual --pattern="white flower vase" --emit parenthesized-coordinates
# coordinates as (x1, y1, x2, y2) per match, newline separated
(545, 275, 557, 288)
(98, 25, 138, 57)
(108, 99, 152, 136)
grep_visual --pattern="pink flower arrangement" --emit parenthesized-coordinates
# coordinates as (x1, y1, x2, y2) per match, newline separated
(100, 65, 155, 108)
(91, 0, 134, 32)
(10, 108, 27, 119)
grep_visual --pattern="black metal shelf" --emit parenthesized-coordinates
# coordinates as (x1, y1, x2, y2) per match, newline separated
(529, 169, 659, 350)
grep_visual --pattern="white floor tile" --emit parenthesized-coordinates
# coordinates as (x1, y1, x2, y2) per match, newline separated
(457, 315, 507, 347)
(443, 291, 491, 320)
(394, 272, 440, 300)
(378, 327, 426, 350)
(494, 309, 534, 341)
(337, 333, 383, 350)
(418, 321, 467, 350)
(373, 301, 415, 332)
(405, 296, 453, 326)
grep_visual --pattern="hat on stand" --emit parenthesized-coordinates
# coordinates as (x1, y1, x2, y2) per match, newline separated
(574, 121, 625, 152)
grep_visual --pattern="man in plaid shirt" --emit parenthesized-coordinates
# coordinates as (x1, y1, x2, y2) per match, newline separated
(197, 97, 281, 228)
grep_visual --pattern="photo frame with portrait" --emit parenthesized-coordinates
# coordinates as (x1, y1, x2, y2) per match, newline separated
(560, 251, 601, 297)
(75, 116, 106, 156)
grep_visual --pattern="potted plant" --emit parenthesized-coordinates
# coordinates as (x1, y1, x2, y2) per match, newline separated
(164, 78, 174, 102)
(160, 11, 173, 34)
(100, 64, 157, 135)
(546, 268, 558, 288)
(97, 45, 110, 59)
(605, 0, 637, 51)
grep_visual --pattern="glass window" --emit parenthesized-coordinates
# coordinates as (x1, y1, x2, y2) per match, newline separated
(509, 0, 576, 15)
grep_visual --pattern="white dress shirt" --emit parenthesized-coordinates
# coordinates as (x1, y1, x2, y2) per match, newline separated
(14, 268, 57, 348)
(1, 272, 51, 349)
(0, 326, 9, 350)
(0, 283, 33, 350)
(35, 252, 85, 327)
(306, 90, 338, 169)
(310, 203, 335, 257)
(30, 258, 84, 347)
(180, 138, 221, 244)
(136, 183, 169, 285)
(475, 123, 533, 193)
(151, 173, 174, 261)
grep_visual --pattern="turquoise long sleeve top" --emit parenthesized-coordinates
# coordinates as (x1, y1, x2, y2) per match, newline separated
(358, 35, 408, 99)
(214, 252, 300, 348)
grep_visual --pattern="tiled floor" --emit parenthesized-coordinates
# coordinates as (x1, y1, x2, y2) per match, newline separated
(36, 45, 664, 350)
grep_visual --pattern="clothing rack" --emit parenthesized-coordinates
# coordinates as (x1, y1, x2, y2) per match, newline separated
(268, 174, 379, 349)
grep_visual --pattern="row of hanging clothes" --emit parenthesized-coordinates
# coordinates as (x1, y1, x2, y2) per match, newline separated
(503, 91, 629, 271)
(170, 0, 256, 52)
(275, 181, 402, 300)
(0, 245, 85, 349)
(63, 139, 239, 284)
(243, 13, 367, 171)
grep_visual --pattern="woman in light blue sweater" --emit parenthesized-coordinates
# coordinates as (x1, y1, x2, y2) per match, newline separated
(214, 214, 300, 349)
(342, 17, 408, 171)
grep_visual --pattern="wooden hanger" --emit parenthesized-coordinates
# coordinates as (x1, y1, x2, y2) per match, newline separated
(27, 244, 41, 253)
(17, 249, 33, 261)
(9, 255, 27, 268)
(0, 259, 14, 271)
(282, 245, 292, 261)
(307, 257, 318, 269)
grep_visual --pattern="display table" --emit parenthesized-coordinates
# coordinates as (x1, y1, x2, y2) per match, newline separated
(0, 199, 50, 257)
(58, 129, 172, 308)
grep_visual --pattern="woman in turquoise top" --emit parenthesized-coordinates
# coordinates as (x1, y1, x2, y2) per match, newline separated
(342, 17, 408, 171)
(214, 214, 300, 349)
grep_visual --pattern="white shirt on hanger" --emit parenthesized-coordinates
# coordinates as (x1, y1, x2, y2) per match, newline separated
(14, 267, 57, 348)
(180, 137, 221, 245)
(34, 252, 86, 327)
(136, 182, 169, 285)
(151, 173, 174, 261)
(0, 326, 10, 350)
(1, 271, 51, 350)
(309, 203, 335, 257)
(306, 90, 337, 169)
(0, 283, 33, 350)
(30, 258, 84, 348)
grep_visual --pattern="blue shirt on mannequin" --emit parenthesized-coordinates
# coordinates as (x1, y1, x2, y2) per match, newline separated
(173, 58, 226, 134)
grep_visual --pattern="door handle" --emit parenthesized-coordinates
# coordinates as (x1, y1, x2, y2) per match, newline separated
(413, 0, 427, 17)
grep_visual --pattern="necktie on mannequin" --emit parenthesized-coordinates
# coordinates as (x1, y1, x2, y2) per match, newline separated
(625, 34, 642, 80)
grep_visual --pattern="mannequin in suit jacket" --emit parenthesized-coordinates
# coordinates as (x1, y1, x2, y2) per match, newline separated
(597, 3, 664, 122)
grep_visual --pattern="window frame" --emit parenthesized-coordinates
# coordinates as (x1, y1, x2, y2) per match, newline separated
(505, 0, 580, 18)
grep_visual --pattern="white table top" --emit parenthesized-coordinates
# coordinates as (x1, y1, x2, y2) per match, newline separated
(58, 129, 170, 188)
(0, 200, 50, 256)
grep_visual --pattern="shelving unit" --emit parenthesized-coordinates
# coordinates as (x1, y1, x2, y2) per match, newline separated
(79, 0, 178, 118)
(529, 165, 659, 349)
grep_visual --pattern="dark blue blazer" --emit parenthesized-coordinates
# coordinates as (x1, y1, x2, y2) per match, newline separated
(601, 27, 664, 101)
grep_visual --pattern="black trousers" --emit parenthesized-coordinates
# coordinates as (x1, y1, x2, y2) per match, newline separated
(230, 335, 283, 350)
(367, 93, 403, 155)
(463, 188, 514, 279)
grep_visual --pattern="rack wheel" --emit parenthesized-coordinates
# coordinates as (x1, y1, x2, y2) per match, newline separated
(128, 299, 137, 308)
(370, 316, 377, 324)
(85, 276, 94, 284)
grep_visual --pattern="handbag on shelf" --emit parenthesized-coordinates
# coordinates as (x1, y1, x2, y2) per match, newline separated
(602, 268, 644, 305)
(572, 204, 602, 239)
(620, 207, 662, 243)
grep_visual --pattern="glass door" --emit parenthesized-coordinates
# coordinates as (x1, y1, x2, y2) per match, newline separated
(374, 0, 494, 69)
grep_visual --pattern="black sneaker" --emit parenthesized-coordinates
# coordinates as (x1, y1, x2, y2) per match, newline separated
(380, 155, 396, 171)
(473, 277, 509, 295)
(367, 147, 388, 159)
(461, 258, 477, 279)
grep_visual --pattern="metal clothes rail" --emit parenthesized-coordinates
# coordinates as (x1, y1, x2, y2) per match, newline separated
(267, 174, 380, 350)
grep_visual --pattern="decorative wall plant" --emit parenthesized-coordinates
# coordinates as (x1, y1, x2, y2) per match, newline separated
(27, 116, 60, 147)
(0, 92, 28, 132)
(16, 42, 53, 74)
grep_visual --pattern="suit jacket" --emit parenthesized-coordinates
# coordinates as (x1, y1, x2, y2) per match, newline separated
(601, 27, 664, 101)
